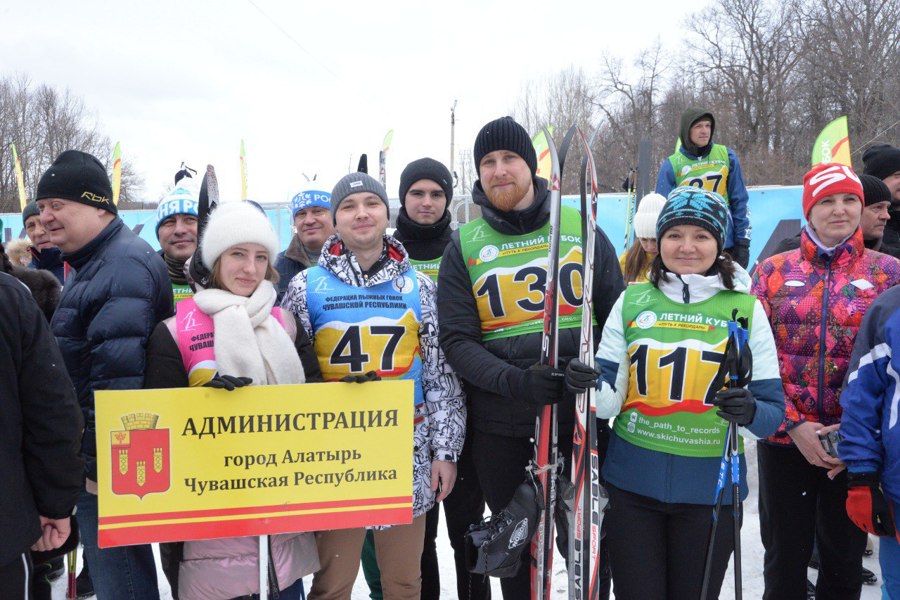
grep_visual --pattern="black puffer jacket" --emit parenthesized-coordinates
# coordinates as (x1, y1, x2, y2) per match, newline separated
(0, 273, 84, 566)
(51, 219, 173, 480)
(437, 177, 624, 437)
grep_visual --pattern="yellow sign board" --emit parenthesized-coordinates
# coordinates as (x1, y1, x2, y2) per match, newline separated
(96, 381, 413, 548)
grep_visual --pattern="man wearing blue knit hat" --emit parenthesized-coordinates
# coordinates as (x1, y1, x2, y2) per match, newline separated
(156, 185, 199, 305)
(274, 189, 333, 301)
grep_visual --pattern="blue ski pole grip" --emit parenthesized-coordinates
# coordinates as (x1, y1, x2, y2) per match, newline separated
(713, 445, 729, 507)
(731, 452, 741, 485)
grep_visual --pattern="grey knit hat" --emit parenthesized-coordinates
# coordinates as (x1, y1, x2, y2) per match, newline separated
(22, 201, 40, 223)
(330, 172, 389, 220)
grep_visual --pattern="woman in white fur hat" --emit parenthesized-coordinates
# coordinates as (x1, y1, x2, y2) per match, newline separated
(619, 193, 666, 284)
(144, 201, 320, 600)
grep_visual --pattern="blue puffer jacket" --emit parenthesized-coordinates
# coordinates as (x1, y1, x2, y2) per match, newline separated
(840, 285, 900, 505)
(29, 246, 66, 286)
(51, 218, 173, 480)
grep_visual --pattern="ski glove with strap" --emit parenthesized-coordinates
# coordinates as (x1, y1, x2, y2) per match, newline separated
(204, 375, 253, 391)
(520, 363, 566, 409)
(564, 358, 600, 395)
(846, 472, 897, 537)
(711, 387, 756, 426)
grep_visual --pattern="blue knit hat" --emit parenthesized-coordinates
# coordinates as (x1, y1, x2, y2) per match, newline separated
(156, 186, 199, 237)
(290, 190, 331, 219)
(657, 187, 730, 250)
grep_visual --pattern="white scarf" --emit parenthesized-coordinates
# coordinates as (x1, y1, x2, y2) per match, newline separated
(192, 280, 305, 385)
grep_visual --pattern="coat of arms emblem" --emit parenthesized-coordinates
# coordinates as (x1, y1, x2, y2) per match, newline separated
(110, 413, 170, 499)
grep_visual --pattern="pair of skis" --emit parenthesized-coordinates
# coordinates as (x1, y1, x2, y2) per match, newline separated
(530, 126, 606, 600)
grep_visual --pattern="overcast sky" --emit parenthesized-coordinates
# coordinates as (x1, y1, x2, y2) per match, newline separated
(2, 0, 711, 204)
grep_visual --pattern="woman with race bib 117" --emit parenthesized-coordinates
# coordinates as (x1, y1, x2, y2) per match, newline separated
(565, 187, 785, 600)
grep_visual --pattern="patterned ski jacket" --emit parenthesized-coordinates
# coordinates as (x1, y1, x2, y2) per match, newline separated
(839, 285, 900, 504)
(281, 234, 465, 518)
(752, 227, 900, 445)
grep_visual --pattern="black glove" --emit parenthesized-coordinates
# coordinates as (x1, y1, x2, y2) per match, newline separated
(711, 387, 756, 425)
(339, 371, 381, 384)
(522, 364, 566, 409)
(729, 240, 751, 269)
(204, 375, 253, 391)
(564, 358, 600, 395)
(846, 472, 897, 537)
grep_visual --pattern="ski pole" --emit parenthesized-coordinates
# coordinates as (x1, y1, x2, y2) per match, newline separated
(623, 169, 637, 252)
(699, 312, 747, 600)
(66, 548, 77, 600)
(730, 315, 749, 599)
(699, 418, 732, 600)
(730, 419, 742, 600)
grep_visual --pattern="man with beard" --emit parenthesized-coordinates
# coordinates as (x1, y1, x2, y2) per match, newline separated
(437, 116, 624, 598)
(388, 157, 490, 600)
(275, 189, 333, 301)
(656, 108, 752, 268)
(155, 184, 199, 305)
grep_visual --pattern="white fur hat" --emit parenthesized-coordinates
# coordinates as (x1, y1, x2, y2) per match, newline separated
(200, 201, 279, 270)
(632, 193, 667, 239)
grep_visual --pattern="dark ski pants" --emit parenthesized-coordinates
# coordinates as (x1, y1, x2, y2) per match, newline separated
(471, 429, 574, 600)
(0, 553, 33, 600)
(757, 442, 867, 600)
(421, 431, 491, 600)
(605, 484, 736, 600)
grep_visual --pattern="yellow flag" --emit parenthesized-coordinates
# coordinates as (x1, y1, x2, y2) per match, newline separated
(11, 143, 27, 211)
(532, 126, 555, 180)
(111, 142, 122, 206)
(812, 116, 851, 166)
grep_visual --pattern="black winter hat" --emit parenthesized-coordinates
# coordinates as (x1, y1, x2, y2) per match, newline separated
(863, 144, 900, 181)
(399, 158, 453, 206)
(474, 117, 537, 177)
(22, 201, 40, 223)
(35, 150, 116, 214)
(859, 173, 892, 206)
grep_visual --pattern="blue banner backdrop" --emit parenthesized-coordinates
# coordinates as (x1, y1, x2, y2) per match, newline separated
(2, 187, 803, 270)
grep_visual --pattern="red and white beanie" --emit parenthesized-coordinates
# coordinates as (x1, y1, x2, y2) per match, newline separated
(802, 163, 863, 217)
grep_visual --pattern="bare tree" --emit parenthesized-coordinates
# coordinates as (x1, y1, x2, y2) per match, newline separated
(510, 67, 598, 193)
(686, 0, 803, 158)
(796, 0, 900, 165)
(592, 41, 675, 192)
(0, 75, 144, 213)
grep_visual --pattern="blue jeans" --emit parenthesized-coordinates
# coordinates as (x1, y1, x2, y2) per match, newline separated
(883, 498, 900, 600)
(77, 489, 160, 600)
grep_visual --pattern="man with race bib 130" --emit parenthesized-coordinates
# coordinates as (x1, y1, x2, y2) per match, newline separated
(656, 108, 751, 268)
(437, 116, 624, 599)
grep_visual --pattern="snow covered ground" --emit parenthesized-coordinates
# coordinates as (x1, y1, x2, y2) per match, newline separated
(52, 444, 883, 599)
